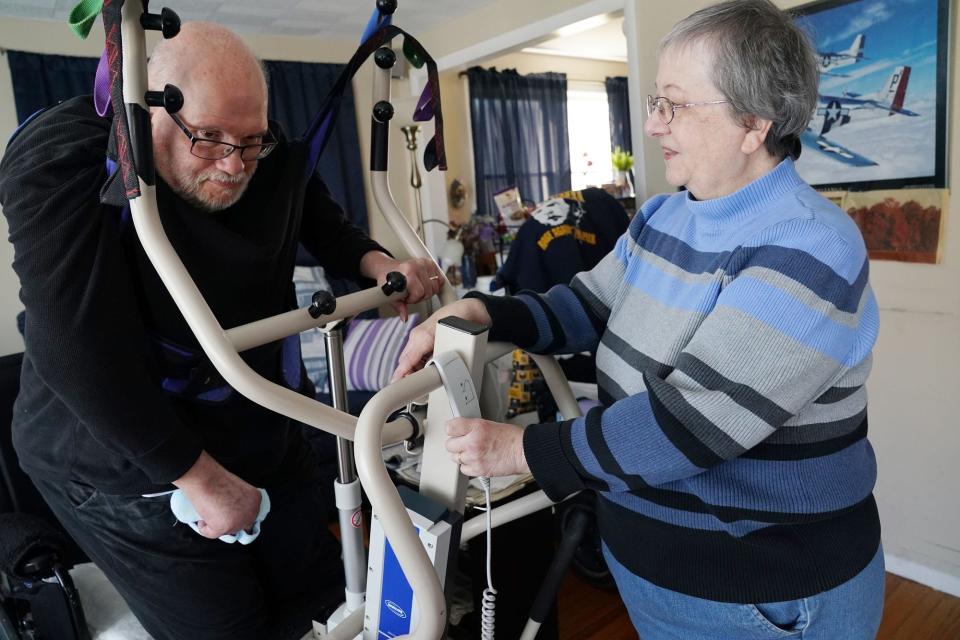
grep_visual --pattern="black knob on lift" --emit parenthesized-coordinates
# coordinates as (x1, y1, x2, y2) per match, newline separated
(381, 271, 407, 296)
(374, 47, 396, 70)
(140, 7, 181, 39)
(372, 100, 394, 123)
(308, 291, 337, 319)
(376, 0, 398, 16)
(144, 84, 184, 114)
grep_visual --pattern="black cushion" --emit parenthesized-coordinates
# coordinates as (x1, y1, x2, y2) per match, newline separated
(0, 511, 72, 578)
(0, 352, 26, 514)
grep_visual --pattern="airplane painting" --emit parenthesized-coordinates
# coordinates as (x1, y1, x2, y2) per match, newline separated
(802, 65, 920, 168)
(793, 0, 946, 189)
(818, 34, 865, 77)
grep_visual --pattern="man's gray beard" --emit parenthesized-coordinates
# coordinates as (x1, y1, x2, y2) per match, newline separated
(177, 169, 251, 213)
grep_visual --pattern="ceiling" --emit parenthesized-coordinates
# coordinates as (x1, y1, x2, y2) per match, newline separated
(1, 1, 629, 67)
(0, 0, 501, 38)
(523, 14, 627, 63)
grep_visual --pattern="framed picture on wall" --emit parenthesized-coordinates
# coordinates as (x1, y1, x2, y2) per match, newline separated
(792, 0, 950, 191)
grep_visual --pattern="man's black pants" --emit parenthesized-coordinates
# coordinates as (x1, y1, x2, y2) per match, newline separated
(30, 450, 344, 640)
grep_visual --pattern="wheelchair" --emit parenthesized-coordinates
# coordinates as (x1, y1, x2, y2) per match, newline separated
(0, 352, 90, 640)
(0, 515, 90, 640)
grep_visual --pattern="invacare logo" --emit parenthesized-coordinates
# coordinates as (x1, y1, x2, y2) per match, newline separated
(385, 600, 407, 619)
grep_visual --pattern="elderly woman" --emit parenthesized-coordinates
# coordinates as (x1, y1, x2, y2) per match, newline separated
(394, 1, 883, 637)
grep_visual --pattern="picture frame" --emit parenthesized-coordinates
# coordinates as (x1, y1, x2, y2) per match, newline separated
(842, 188, 947, 263)
(792, 0, 950, 191)
(492, 185, 525, 228)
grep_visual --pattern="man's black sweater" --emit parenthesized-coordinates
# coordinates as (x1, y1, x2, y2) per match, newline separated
(0, 96, 383, 494)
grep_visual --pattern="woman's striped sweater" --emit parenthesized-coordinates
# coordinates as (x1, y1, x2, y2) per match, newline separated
(469, 159, 881, 603)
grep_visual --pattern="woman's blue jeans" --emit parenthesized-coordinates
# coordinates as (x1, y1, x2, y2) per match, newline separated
(603, 543, 885, 639)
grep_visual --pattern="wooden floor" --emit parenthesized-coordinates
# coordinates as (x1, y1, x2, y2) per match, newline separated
(556, 571, 960, 639)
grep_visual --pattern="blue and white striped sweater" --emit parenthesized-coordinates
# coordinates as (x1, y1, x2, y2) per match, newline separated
(473, 159, 881, 602)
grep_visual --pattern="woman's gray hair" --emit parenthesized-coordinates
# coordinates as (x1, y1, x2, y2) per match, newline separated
(659, 0, 819, 159)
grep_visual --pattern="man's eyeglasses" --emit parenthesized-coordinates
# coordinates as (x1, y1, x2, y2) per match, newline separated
(646, 95, 728, 125)
(168, 111, 277, 162)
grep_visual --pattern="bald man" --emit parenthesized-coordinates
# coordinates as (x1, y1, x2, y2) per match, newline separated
(0, 22, 440, 640)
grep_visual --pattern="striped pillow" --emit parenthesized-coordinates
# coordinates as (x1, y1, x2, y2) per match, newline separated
(341, 315, 420, 392)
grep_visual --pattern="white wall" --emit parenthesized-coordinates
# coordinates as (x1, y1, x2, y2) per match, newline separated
(0, 48, 20, 356)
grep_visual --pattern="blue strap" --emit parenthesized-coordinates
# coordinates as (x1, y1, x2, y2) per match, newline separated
(360, 6, 392, 44)
(152, 334, 303, 404)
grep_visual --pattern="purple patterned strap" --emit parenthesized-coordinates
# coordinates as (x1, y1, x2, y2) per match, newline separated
(100, 0, 141, 199)
(413, 81, 433, 122)
(94, 48, 111, 117)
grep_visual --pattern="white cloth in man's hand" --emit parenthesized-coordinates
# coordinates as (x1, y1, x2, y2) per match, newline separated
(170, 488, 270, 544)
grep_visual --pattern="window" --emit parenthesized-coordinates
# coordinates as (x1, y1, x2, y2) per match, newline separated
(567, 82, 613, 191)
(465, 67, 572, 217)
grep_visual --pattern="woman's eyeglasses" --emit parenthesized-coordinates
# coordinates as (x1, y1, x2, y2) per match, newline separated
(646, 95, 728, 125)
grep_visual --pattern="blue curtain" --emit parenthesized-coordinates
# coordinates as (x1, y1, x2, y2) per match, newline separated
(6, 50, 99, 123)
(466, 67, 570, 217)
(605, 76, 632, 153)
(264, 60, 368, 230)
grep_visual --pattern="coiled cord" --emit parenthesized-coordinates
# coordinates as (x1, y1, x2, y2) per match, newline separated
(481, 585, 497, 639)
(479, 476, 496, 639)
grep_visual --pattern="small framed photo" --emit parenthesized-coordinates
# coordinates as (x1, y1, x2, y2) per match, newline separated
(493, 186, 526, 229)
(792, 0, 950, 190)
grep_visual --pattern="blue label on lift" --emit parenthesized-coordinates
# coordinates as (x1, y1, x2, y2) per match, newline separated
(377, 533, 416, 637)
